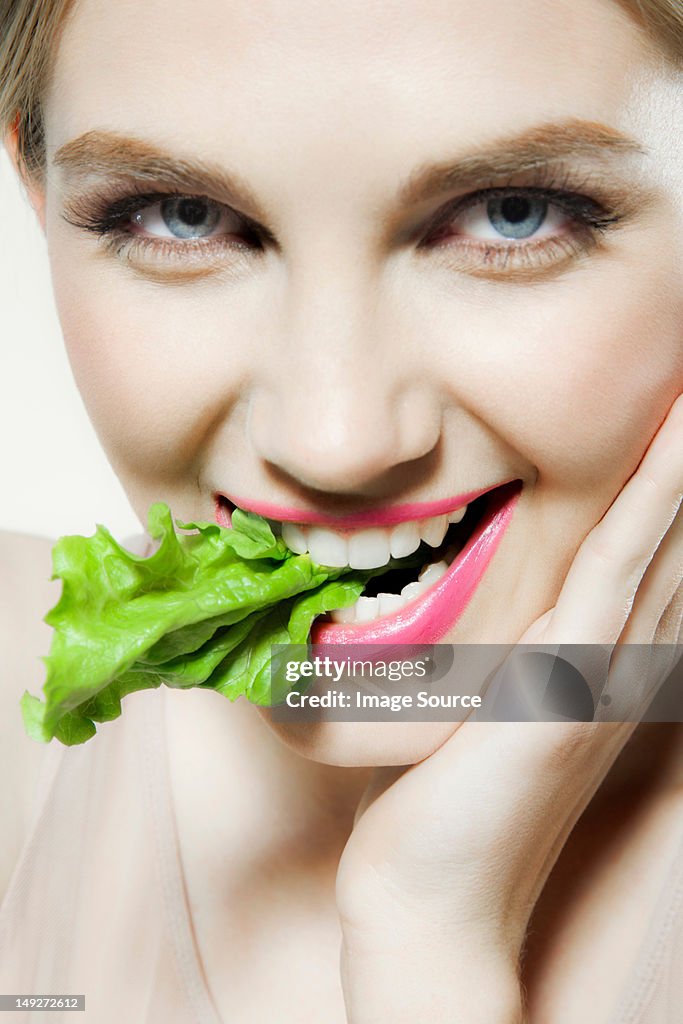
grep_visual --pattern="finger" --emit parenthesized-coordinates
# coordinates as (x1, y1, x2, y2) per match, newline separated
(618, 500, 683, 644)
(618, 495, 683, 638)
(592, 483, 682, 722)
(601, 443, 683, 719)
(655, 579, 683, 645)
(548, 393, 683, 644)
(602, 630, 683, 722)
(516, 607, 554, 644)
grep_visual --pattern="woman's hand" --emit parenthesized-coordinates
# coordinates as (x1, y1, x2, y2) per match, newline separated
(336, 393, 683, 1024)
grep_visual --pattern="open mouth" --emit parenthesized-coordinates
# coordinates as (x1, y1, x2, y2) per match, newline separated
(216, 479, 522, 644)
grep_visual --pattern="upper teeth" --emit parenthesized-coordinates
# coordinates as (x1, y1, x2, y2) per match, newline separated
(279, 506, 467, 569)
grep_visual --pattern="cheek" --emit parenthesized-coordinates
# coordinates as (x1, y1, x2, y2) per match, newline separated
(429, 248, 683, 494)
(48, 247, 270, 479)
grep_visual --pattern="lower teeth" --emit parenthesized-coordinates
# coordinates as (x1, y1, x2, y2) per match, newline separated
(329, 549, 457, 625)
(327, 496, 483, 624)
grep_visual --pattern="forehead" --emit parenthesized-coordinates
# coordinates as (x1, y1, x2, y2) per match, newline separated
(46, 0, 653, 192)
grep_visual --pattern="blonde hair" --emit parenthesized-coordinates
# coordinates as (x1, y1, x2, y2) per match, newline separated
(1, 0, 682, 182)
(1, 0, 74, 179)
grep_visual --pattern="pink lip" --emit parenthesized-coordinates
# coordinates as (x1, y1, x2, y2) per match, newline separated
(310, 480, 522, 645)
(214, 478, 518, 529)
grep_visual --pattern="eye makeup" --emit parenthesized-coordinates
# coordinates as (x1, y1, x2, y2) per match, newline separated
(61, 184, 269, 278)
(420, 185, 615, 279)
(60, 160, 646, 282)
(414, 162, 645, 280)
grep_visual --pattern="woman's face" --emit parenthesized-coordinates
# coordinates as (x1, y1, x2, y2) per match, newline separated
(36, 0, 682, 765)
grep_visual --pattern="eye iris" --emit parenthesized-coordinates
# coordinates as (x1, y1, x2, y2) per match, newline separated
(160, 197, 220, 239)
(487, 195, 547, 239)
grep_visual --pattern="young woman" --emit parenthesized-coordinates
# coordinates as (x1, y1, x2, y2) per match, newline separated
(1, 0, 682, 1020)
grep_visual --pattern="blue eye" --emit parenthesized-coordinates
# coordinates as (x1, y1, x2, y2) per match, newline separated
(486, 196, 548, 239)
(159, 197, 220, 238)
(444, 190, 569, 244)
(418, 183, 623, 274)
(130, 196, 238, 240)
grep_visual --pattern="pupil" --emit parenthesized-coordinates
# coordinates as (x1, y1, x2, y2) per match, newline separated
(487, 194, 547, 239)
(160, 196, 221, 239)
(500, 196, 531, 224)
(177, 199, 208, 226)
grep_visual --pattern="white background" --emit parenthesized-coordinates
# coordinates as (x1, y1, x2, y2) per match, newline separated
(0, 147, 140, 542)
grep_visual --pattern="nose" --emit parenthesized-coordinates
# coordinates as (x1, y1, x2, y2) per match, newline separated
(248, 265, 442, 494)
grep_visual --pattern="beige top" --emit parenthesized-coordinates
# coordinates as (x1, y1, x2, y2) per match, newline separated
(1, 535, 683, 1023)
(0, 682, 222, 1023)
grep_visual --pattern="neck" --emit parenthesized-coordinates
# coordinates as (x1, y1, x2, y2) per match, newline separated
(163, 684, 373, 881)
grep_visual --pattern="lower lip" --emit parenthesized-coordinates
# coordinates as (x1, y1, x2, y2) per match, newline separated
(310, 480, 522, 645)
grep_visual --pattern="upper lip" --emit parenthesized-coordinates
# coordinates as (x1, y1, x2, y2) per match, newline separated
(216, 477, 519, 528)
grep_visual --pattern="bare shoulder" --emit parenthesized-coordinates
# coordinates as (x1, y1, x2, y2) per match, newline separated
(0, 530, 61, 900)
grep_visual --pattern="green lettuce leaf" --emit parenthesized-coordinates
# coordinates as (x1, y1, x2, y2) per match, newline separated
(21, 502, 423, 746)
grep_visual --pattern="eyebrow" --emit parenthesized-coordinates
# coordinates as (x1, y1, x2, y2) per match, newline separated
(53, 130, 271, 223)
(397, 120, 645, 206)
(53, 119, 645, 224)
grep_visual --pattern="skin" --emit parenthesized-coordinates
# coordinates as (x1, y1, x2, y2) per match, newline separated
(33, 0, 683, 765)
(6, 0, 683, 1018)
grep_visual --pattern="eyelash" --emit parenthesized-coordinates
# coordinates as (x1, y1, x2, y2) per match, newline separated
(64, 173, 623, 277)
(417, 183, 620, 275)
(65, 191, 268, 265)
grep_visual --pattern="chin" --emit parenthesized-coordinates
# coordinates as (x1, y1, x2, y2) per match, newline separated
(257, 711, 461, 766)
